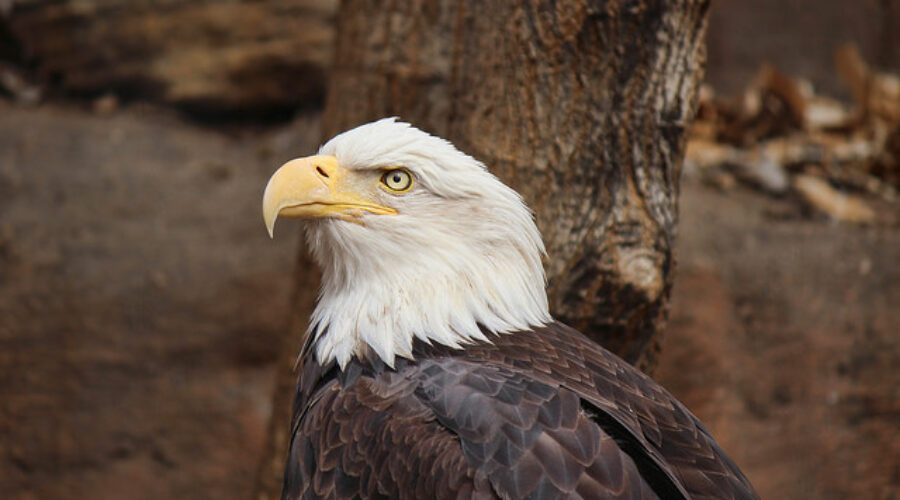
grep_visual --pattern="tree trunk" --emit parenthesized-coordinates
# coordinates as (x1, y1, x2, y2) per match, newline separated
(323, 0, 710, 367)
(255, 0, 709, 497)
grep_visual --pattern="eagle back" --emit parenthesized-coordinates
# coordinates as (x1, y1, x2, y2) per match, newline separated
(283, 322, 758, 500)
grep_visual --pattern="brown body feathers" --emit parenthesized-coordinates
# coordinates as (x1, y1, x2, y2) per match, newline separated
(282, 322, 758, 500)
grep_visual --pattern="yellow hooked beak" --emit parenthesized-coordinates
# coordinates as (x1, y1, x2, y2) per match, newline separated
(262, 155, 397, 237)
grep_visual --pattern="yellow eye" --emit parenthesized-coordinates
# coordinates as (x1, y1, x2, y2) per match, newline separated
(381, 169, 413, 192)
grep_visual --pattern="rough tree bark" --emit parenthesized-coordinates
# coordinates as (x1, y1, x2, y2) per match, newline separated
(255, 0, 710, 497)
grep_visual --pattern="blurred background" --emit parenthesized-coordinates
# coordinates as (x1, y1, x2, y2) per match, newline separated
(0, 1, 897, 499)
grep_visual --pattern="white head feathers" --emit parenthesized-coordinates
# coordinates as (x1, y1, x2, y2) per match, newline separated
(304, 118, 550, 368)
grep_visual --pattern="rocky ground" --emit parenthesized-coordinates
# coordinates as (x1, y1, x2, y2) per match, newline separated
(0, 102, 897, 499)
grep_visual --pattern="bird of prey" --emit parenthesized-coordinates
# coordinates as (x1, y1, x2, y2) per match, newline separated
(263, 118, 758, 500)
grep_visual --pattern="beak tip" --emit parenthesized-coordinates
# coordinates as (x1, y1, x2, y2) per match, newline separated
(263, 212, 276, 239)
(263, 201, 276, 239)
(263, 183, 278, 239)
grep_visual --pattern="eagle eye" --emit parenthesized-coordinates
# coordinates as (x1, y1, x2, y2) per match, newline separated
(381, 169, 413, 192)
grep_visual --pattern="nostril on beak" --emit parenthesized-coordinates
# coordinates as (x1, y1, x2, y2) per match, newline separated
(316, 166, 330, 178)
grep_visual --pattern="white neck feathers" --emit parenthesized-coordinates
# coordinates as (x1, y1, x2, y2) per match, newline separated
(305, 210, 550, 368)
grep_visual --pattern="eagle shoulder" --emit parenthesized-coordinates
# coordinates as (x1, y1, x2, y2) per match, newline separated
(283, 366, 486, 500)
(285, 355, 660, 499)
(459, 322, 759, 500)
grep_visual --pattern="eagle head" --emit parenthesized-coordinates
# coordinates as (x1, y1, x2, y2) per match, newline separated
(263, 118, 550, 368)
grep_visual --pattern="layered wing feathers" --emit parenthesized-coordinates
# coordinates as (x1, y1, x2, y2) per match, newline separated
(283, 322, 758, 500)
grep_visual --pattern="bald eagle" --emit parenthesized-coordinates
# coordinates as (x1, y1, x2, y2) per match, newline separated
(263, 118, 758, 500)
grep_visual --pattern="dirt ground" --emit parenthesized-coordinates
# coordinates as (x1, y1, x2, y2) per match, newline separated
(0, 103, 897, 499)
(658, 186, 899, 499)
(0, 104, 315, 499)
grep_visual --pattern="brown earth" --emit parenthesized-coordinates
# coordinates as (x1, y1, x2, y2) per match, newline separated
(0, 103, 316, 499)
(657, 186, 900, 500)
(0, 103, 897, 499)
